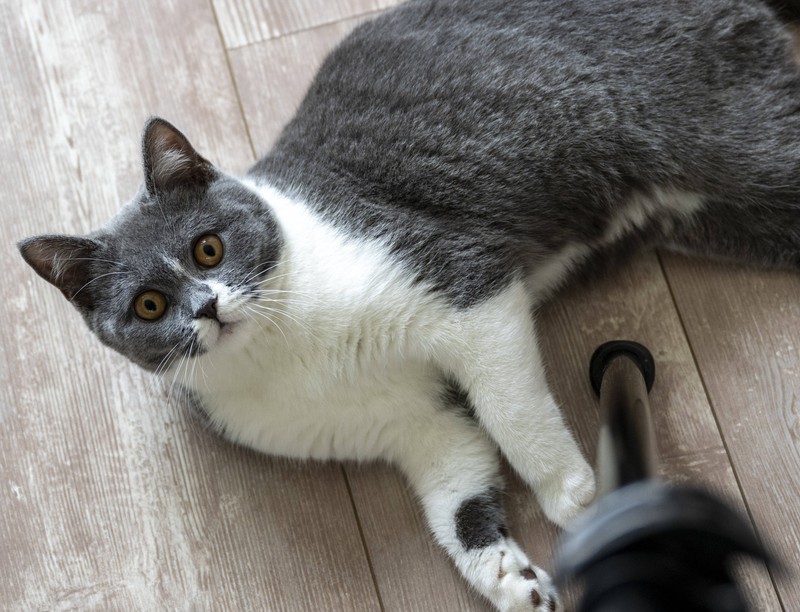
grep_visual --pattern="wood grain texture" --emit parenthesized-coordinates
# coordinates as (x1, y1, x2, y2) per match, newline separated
(229, 9, 782, 609)
(212, 0, 403, 49)
(661, 255, 800, 609)
(0, 1, 379, 610)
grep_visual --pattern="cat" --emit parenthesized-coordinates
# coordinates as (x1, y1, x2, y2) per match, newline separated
(17, 0, 800, 610)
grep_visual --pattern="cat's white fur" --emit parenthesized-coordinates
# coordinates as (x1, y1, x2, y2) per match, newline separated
(526, 243, 592, 299)
(162, 181, 590, 610)
(604, 188, 705, 243)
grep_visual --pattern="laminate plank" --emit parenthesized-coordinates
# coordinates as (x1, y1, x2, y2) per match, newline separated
(0, 1, 379, 610)
(661, 255, 800, 609)
(229, 10, 781, 609)
(212, 0, 402, 49)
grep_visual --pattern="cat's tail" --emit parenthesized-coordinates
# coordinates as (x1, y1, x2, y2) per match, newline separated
(763, 0, 800, 21)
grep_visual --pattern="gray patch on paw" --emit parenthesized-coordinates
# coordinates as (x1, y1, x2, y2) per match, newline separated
(455, 487, 506, 550)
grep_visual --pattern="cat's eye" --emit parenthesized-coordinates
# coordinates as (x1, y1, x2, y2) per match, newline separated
(134, 290, 167, 321)
(194, 234, 224, 267)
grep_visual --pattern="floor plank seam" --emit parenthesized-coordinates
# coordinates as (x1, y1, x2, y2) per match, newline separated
(222, 7, 392, 52)
(342, 466, 387, 612)
(208, 0, 259, 161)
(655, 251, 786, 612)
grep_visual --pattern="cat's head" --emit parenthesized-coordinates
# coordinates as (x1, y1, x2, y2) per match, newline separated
(19, 117, 283, 372)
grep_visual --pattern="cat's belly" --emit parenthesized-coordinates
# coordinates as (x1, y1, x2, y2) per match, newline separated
(190, 346, 442, 462)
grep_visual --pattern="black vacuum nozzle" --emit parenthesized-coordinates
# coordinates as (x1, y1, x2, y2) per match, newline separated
(556, 340, 773, 612)
(589, 340, 655, 397)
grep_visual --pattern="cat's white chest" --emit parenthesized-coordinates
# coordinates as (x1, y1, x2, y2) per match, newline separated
(184, 183, 452, 461)
(191, 336, 440, 461)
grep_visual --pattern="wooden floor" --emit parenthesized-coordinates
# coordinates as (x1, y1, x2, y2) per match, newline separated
(2, 1, 799, 610)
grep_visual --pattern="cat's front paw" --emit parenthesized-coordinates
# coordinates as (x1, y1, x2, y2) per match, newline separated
(535, 456, 596, 528)
(493, 544, 559, 612)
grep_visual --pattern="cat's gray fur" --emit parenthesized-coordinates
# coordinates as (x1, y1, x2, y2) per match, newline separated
(254, 0, 800, 304)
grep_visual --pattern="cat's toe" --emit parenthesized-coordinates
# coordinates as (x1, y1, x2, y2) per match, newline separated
(494, 546, 560, 612)
(535, 458, 596, 528)
(524, 571, 560, 612)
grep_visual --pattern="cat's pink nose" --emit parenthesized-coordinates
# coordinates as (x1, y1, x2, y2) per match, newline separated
(195, 297, 218, 320)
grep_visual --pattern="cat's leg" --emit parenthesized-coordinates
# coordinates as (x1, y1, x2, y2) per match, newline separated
(390, 406, 559, 612)
(434, 280, 595, 528)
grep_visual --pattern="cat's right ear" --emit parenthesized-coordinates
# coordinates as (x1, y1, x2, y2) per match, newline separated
(18, 235, 100, 309)
(142, 117, 214, 194)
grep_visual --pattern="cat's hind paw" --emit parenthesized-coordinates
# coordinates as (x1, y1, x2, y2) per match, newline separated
(535, 457, 596, 528)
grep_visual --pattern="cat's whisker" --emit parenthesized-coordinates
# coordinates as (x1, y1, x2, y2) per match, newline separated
(174, 351, 186, 407)
(250, 286, 304, 293)
(167, 340, 196, 407)
(203, 358, 217, 396)
(244, 305, 290, 348)
(250, 291, 303, 302)
(248, 301, 312, 334)
(61, 256, 129, 268)
(179, 340, 195, 407)
(153, 352, 181, 394)
(153, 341, 182, 380)
(166, 352, 187, 407)
(244, 259, 314, 285)
(241, 309, 271, 345)
(242, 261, 283, 284)
(249, 304, 309, 331)
(241, 309, 266, 335)
(249, 296, 307, 307)
(254, 268, 306, 287)
(196, 346, 211, 392)
(70, 271, 131, 300)
(249, 288, 312, 299)
(244, 309, 287, 349)
(244, 305, 287, 338)
(187, 341, 201, 405)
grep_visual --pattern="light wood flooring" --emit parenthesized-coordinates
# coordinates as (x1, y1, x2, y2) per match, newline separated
(1, 1, 799, 610)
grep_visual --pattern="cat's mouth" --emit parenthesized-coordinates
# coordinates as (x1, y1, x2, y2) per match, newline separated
(217, 320, 237, 337)
(195, 315, 244, 352)
(212, 317, 241, 340)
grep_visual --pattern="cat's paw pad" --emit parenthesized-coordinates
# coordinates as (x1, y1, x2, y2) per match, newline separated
(494, 548, 559, 612)
(535, 457, 596, 528)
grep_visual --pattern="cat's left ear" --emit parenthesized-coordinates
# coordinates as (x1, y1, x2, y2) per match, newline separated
(142, 117, 215, 194)
(18, 235, 101, 309)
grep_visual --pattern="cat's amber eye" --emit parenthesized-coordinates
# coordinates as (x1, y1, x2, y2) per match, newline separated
(194, 234, 224, 267)
(134, 290, 167, 321)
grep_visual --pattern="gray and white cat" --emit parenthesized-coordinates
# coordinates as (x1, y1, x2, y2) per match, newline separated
(18, 0, 800, 609)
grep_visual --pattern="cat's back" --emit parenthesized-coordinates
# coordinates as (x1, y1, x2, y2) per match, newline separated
(254, 0, 787, 210)
(248, 0, 793, 305)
